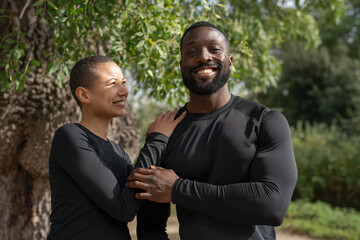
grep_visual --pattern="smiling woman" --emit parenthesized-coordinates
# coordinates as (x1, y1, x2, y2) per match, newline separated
(47, 55, 186, 240)
(78, 61, 129, 125)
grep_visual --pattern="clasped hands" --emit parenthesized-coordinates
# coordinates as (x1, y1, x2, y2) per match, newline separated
(126, 165, 179, 203)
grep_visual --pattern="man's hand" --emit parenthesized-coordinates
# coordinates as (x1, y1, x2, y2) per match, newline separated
(126, 166, 179, 203)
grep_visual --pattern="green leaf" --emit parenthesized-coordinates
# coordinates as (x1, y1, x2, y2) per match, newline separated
(31, 59, 40, 67)
(99, 27, 104, 37)
(70, 8, 77, 15)
(18, 75, 27, 91)
(136, 40, 145, 48)
(54, 26, 60, 38)
(57, 71, 64, 87)
(138, 58, 147, 65)
(14, 47, 22, 59)
(1, 81, 12, 92)
(48, 63, 61, 74)
(63, 65, 70, 78)
(147, 69, 154, 77)
(6, 38, 16, 44)
(34, 8, 42, 16)
(48, 1, 58, 10)
(33, 0, 44, 7)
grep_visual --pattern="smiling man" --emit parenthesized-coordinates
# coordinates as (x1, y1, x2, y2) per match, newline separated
(127, 21, 298, 240)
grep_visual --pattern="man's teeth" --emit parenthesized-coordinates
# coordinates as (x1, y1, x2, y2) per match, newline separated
(114, 101, 125, 104)
(197, 68, 214, 74)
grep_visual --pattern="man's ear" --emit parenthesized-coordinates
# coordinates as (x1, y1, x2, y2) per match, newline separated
(76, 87, 91, 105)
(229, 56, 233, 71)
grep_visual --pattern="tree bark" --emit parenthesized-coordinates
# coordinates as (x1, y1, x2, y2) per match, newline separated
(0, 1, 141, 239)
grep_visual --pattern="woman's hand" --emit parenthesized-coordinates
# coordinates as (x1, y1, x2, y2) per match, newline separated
(146, 109, 186, 137)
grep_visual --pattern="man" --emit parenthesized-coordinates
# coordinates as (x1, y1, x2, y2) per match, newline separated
(127, 21, 298, 240)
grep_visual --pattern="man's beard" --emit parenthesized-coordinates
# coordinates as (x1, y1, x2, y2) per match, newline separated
(181, 62, 231, 95)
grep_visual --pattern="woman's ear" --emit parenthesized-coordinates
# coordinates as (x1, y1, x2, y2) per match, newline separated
(76, 87, 91, 105)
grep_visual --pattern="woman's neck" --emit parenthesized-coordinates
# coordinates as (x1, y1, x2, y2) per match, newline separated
(79, 113, 110, 140)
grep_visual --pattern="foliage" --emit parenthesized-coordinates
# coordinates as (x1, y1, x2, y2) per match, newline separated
(291, 122, 360, 209)
(1, 0, 344, 103)
(281, 199, 360, 240)
(255, 0, 360, 126)
(132, 97, 169, 144)
(316, 0, 360, 59)
(257, 41, 360, 126)
(224, 0, 321, 92)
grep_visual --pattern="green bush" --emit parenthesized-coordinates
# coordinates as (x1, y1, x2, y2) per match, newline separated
(281, 199, 360, 240)
(291, 122, 360, 209)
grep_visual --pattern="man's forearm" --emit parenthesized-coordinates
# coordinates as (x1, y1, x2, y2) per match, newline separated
(172, 177, 296, 226)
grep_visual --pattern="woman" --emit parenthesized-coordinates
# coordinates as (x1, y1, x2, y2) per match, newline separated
(47, 55, 185, 240)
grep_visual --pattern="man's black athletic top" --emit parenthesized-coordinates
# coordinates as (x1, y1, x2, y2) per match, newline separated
(48, 123, 168, 240)
(136, 95, 298, 240)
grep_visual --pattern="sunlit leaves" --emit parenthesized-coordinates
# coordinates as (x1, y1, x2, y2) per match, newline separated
(0, 0, 346, 101)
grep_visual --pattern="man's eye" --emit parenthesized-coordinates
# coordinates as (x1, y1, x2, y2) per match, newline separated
(211, 48, 221, 52)
(187, 49, 197, 55)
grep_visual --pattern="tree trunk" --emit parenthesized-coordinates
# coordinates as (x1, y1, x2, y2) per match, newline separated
(0, 1, 141, 239)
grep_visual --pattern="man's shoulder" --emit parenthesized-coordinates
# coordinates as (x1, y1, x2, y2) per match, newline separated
(231, 95, 286, 122)
(232, 95, 269, 113)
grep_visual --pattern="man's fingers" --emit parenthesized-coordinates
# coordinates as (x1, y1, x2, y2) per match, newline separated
(130, 167, 153, 175)
(128, 169, 154, 182)
(135, 192, 152, 200)
(127, 173, 148, 182)
(126, 181, 149, 190)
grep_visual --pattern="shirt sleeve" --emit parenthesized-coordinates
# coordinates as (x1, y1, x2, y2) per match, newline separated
(135, 132, 169, 169)
(51, 125, 169, 223)
(171, 110, 298, 226)
(134, 133, 172, 239)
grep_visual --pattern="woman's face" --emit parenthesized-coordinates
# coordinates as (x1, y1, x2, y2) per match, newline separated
(87, 62, 129, 119)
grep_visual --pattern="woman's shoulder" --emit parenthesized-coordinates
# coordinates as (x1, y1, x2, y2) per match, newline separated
(55, 123, 82, 135)
(53, 123, 89, 142)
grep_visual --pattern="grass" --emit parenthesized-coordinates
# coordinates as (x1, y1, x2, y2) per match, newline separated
(280, 199, 360, 240)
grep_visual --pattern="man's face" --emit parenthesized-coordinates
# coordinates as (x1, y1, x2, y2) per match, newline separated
(180, 27, 233, 95)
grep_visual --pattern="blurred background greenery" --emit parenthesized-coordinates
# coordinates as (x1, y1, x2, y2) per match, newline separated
(1, 0, 360, 239)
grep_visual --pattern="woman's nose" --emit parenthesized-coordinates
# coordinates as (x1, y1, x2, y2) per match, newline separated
(118, 84, 129, 97)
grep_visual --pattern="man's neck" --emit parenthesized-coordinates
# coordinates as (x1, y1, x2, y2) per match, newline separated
(186, 85, 231, 114)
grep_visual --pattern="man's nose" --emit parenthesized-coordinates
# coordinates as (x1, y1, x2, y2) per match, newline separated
(198, 48, 212, 63)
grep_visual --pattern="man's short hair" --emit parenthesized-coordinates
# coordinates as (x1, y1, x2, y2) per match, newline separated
(180, 21, 230, 52)
(69, 55, 115, 107)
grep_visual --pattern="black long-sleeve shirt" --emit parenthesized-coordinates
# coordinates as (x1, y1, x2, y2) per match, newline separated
(136, 95, 298, 240)
(48, 123, 168, 240)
